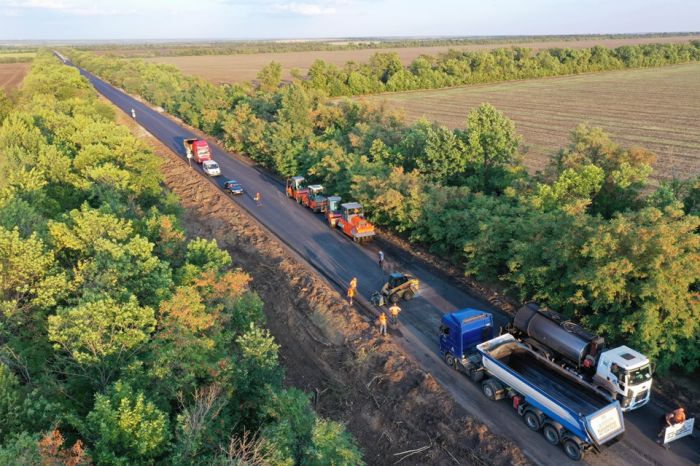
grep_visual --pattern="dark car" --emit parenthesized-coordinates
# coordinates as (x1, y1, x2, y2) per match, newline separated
(224, 180, 244, 195)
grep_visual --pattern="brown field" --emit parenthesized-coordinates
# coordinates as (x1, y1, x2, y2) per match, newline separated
(0, 62, 30, 90)
(145, 35, 700, 84)
(364, 63, 700, 182)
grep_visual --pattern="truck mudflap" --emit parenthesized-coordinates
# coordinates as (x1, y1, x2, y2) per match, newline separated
(584, 402, 625, 447)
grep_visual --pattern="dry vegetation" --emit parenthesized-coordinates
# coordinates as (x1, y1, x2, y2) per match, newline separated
(0, 63, 30, 90)
(144, 35, 700, 83)
(365, 63, 700, 182)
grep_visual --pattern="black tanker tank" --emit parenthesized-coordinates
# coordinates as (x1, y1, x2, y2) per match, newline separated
(513, 303, 603, 367)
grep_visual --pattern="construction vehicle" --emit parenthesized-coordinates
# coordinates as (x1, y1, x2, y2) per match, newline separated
(440, 309, 625, 461)
(371, 272, 420, 306)
(325, 195, 342, 227)
(510, 303, 652, 411)
(183, 138, 212, 163)
(302, 184, 328, 212)
(286, 176, 309, 203)
(336, 202, 375, 242)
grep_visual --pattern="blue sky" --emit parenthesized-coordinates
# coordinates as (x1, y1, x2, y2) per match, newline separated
(0, 0, 698, 41)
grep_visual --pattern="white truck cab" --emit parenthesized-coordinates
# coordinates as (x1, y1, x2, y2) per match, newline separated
(595, 346, 652, 411)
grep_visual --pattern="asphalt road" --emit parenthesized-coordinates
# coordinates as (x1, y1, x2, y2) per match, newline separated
(61, 54, 699, 466)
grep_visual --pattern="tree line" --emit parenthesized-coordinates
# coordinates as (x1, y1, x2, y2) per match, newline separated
(69, 49, 699, 375)
(0, 52, 362, 465)
(77, 33, 700, 58)
(279, 41, 700, 96)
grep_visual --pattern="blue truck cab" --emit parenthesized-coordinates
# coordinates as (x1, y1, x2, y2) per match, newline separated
(439, 309, 493, 378)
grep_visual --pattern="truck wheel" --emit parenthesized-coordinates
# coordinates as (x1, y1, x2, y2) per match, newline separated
(523, 411, 542, 431)
(481, 380, 498, 401)
(390, 293, 400, 304)
(562, 439, 583, 461)
(444, 353, 455, 369)
(543, 425, 560, 445)
(403, 290, 414, 301)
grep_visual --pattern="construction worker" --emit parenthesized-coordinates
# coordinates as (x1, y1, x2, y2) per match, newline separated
(658, 406, 686, 443)
(350, 277, 357, 290)
(131, 108, 136, 119)
(378, 250, 384, 269)
(254, 192, 262, 206)
(347, 284, 356, 305)
(378, 312, 387, 336)
(389, 302, 401, 326)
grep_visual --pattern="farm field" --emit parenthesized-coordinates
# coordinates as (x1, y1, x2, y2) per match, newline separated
(364, 63, 700, 182)
(0, 62, 30, 89)
(144, 35, 700, 83)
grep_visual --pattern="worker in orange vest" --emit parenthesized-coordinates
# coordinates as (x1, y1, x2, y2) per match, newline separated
(658, 406, 686, 443)
(347, 285, 356, 305)
(378, 312, 387, 336)
(389, 303, 401, 326)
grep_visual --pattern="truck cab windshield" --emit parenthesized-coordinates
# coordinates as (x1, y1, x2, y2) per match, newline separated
(626, 365, 651, 385)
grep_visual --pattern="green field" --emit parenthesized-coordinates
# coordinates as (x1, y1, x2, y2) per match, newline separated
(365, 63, 700, 182)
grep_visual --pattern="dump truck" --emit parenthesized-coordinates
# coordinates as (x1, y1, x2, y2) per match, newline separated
(370, 272, 420, 306)
(325, 196, 342, 227)
(336, 202, 375, 242)
(511, 303, 652, 411)
(303, 184, 328, 212)
(183, 138, 212, 164)
(440, 309, 625, 461)
(286, 176, 309, 203)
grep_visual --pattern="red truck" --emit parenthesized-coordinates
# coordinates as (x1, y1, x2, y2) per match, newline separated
(183, 138, 212, 163)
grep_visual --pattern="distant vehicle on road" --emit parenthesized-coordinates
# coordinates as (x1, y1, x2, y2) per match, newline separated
(202, 160, 221, 176)
(224, 179, 244, 195)
(183, 138, 212, 164)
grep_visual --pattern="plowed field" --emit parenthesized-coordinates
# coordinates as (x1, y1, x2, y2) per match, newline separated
(365, 63, 700, 182)
(0, 63, 30, 90)
(144, 35, 700, 83)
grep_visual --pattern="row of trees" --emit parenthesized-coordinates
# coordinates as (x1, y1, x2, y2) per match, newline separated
(69, 50, 699, 374)
(0, 53, 362, 465)
(78, 33, 700, 58)
(285, 41, 700, 96)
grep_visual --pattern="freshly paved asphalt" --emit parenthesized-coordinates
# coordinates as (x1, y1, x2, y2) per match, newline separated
(61, 54, 699, 466)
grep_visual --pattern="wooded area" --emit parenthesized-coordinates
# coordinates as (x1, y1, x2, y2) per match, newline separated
(71, 49, 700, 376)
(0, 53, 362, 465)
(289, 41, 700, 96)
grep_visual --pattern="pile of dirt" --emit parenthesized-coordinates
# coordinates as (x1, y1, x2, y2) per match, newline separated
(115, 110, 530, 465)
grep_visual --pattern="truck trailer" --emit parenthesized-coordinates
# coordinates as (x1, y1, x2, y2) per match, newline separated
(512, 303, 652, 411)
(440, 309, 625, 461)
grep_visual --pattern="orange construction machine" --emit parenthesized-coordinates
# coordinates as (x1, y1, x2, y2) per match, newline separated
(286, 176, 309, 203)
(325, 195, 342, 227)
(303, 184, 328, 212)
(336, 202, 375, 242)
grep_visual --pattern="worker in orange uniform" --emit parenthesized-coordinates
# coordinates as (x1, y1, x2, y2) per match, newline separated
(658, 406, 686, 443)
(347, 285, 356, 305)
(254, 192, 262, 206)
(388, 303, 401, 327)
(378, 312, 388, 336)
(349, 277, 357, 290)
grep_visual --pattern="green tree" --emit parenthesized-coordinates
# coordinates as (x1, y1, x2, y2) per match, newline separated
(48, 296, 156, 388)
(85, 380, 170, 465)
(462, 103, 521, 192)
(553, 124, 655, 216)
(257, 61, 283, 93)
(303, 419, 363, 466)
(531, 164, 605, 214)
(416, 125, 466, 184)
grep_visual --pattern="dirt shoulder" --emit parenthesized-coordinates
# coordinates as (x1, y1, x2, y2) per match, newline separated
(111, 104, 530, 465)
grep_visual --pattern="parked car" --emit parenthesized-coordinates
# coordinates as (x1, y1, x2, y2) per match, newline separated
(202, 160, 221, 176)
(224, 179, 244, 195)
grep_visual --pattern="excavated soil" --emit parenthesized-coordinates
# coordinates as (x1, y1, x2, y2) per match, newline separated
(112, 108, 530, 466)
